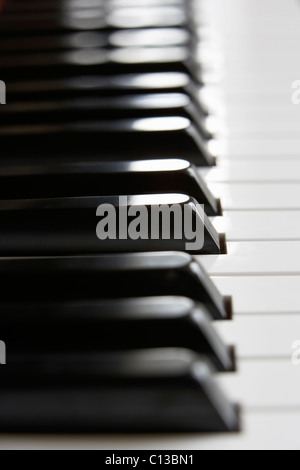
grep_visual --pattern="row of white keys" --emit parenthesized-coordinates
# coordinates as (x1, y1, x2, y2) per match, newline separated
(194, 0, 300, 450)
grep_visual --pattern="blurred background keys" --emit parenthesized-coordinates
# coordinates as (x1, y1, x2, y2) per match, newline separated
(0, 28, 192, 52)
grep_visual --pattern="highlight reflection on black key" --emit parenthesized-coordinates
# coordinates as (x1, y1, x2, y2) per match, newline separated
(0, 159, 220, 215)
(0, 117, 214, 165)
(0, 93, 211, 139)
(0, 46, 200, 83)
(0, 28, 191, 52)
(7, 72, 208, 116)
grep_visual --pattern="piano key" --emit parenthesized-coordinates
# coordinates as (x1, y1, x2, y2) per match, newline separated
(217, 359, 300, 409)
(0, 47, 200, 83)
(0, 117, 214, 166)
(216, 103, 300, 123)
(2, 0, 107, 11)
(0, 194, 222, 255)
(212, 211, 300, 241)
(200, 160, 300, 183)
(0, 159, 220, 216)
(212, 138, 300, 160)
(0, 296, 234, 371)
(0, 28, 191, 52)
(207, 183, 300, 210)
(110, 28, 191, 48)
(215, 314, 300, 359)
(212, 276, 300, 315)
(0, 253, 231, 320)
(198, 241, 300, 276)
(210, 117, 300, 139)
(0, 349, 239, 433)
(7, 72, 205, 116)
(0, 93, 211, 139)
(3, 0, 187, 13)
(0, 6, 190, 34)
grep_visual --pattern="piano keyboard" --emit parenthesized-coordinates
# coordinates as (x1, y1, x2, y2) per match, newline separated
(0, 0, 299, 450)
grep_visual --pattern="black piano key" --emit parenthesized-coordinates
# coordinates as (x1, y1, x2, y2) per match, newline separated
(6, 73, 209, 120)
(0, 194, 222, 255)
(0, 47, 200, 83)
(0, 28, 191, 53)
(0, 159, 220, 216)
(0, 117, 214, 165)
(0, 93, 211, 139)
(0, 6, 190, 35)
(0, 349, 239, 432)
(0, 296, 235, 371)
(3, 0, 187, 14)
(7, 72, 208, 117)
(0, 252, 231, 320)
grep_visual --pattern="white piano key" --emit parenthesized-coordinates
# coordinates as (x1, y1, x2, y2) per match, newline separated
(214, 106, 300, 122)
(200, 161, 300, 183)
(210, 139, 300, 159)
(198, 241, 300, 276)
(207, 182, 300, 210)
(215, 315, 300, 358)
(217, 359, 300, 408)
(211, 211, 300, 241)
(203, 89, 297, 108)
(212, 276, 300, 315)
(206, 119, 300, 138)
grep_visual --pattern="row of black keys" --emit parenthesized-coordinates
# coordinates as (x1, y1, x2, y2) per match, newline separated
(0, 253, 238, 432)
(0, 0, 239, 433)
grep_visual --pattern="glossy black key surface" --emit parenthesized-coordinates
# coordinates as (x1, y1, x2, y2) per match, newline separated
(0, 349, 239, 432)
(0, 93, 211, 139)
(0, 117, 214, 165)
(6, 72, 208, 117)
(0, 6, 190, 35)
(0, 28, 191, 52)
(0, 159, 220, 215)
(3, 0, 188, 13)
(1, 297, 234, 371)
(0, 47, 200, 84)
(0, 193, 221, 255)
(0, 252, 231, 320)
